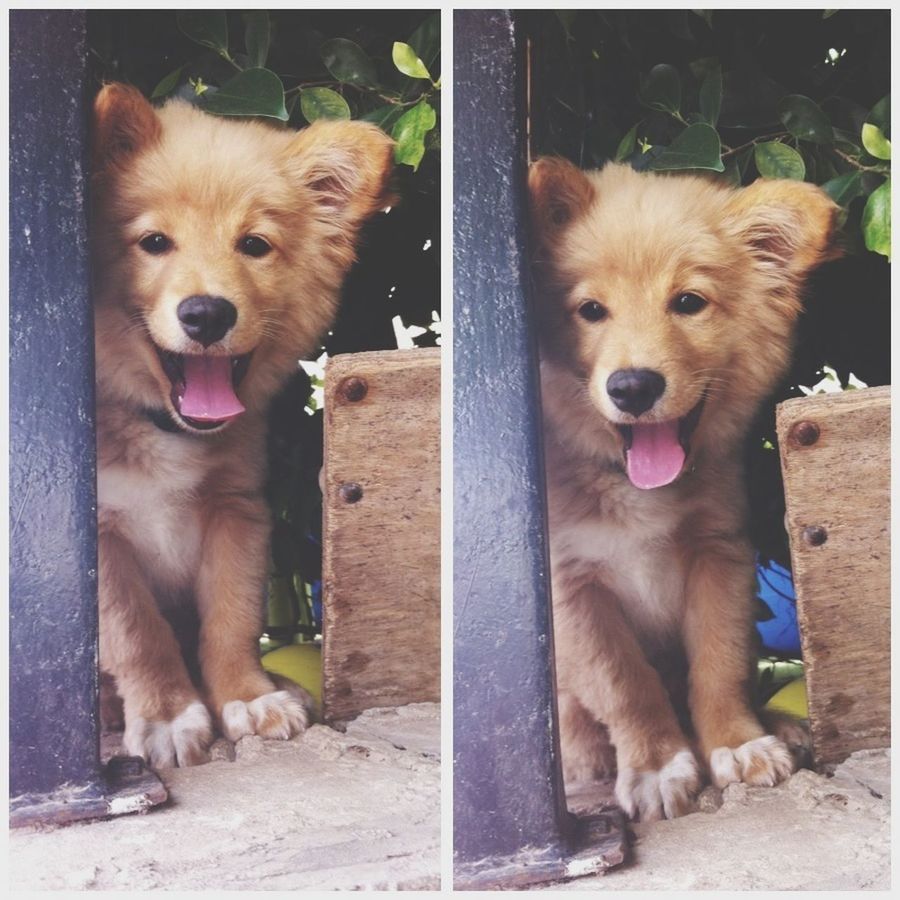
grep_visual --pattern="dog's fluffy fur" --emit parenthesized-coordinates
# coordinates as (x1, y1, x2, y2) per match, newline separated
(528, 159, 837, 820)
(92, 84, 393, 767)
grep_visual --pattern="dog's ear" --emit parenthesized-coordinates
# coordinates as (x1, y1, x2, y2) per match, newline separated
(528, 157, 595, 245)
(281, 119, 394, 227)
(93, 83, 161, 171)
(726, 179, 841, 277)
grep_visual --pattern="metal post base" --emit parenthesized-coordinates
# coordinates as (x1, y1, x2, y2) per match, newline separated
(454, 808, 628, 891)
(10, 756, 167, 829)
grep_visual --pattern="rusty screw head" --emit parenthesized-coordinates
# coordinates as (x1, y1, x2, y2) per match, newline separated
(792, 420, 820, 447)
(802, 525, 828, 547)
(340, 377, 368, 403)
(339, 482, 363, 504)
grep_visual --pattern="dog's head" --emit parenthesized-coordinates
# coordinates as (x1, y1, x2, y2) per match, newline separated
(92, 83, 393, 434)
(529, 159, 839, 489)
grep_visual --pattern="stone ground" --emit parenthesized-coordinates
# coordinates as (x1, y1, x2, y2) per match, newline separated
(545, 747, 891, 891)
(9, 703, 440, 892)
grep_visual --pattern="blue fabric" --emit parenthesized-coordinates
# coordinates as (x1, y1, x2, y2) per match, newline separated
(755, 556, 801, 656)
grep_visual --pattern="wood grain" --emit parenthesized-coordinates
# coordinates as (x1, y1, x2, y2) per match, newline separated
(776, 386, 890, 767)
(322, 348, 441, 722)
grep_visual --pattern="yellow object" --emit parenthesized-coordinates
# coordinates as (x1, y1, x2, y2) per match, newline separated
(764, 676, 808, 719)
(262, 643, 323, 707)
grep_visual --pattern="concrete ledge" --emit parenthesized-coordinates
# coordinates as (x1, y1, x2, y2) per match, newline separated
(10, 703, 440, 891)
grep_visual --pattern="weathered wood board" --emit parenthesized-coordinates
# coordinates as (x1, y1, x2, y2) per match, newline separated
(776, 386, 890, 768)
(322, 348, 441, 722)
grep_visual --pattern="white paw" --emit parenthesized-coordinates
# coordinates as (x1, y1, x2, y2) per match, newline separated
(221, 690, 309, 742)
(709, 735, 795, 789)
(124, 700, 213, 769)
(616, 749, 701, 821)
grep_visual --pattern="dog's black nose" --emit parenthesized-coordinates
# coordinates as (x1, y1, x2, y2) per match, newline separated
(177, 295, 237, 347)
(607, 368, 666, 416)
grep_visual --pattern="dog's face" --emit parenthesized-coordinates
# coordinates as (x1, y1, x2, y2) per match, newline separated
(529, 160, 838, 488)
(92, 84, 393, 433)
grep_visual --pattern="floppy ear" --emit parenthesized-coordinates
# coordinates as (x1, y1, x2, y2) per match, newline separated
(281, 119, 394, 227)
(726, 178, 841, 279)
(528, 156, 595, 246)
(93, 83, 161, 171)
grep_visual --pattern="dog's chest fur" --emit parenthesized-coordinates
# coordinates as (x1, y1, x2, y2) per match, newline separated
(96, 409, 262, 604)
(546, 459, 692, 641)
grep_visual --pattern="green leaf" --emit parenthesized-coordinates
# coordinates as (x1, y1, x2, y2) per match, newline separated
(615, 124, 638, 162)
(755, 142, 805, 180)
(821, 171, 866, 207)
(392, 41, 431, 81)
(699, 66, 722, 127)
(777, 95, 833, 144)
(321, 38, 377, 87)
(299, 86, 351, 123)
(722, 156, 742, 187)
(408, 12, 440, 71)
(151, 65, 184, 100)
(360, 103, 404, 131)
(692, 10, 713, 29)
(861, 123, 891, 160)
(391, 100, 436, 170)
(862, 179, 891, 260)
(201, 68, 288, 121)
(177, 10, 229, 57)
(244, 11, 270, 69)
(640, 63, 681, 115)
(867, 94, 890, 139)
(823, 10, 838, 19)
(649, 123, 724, 172)
(689, 56, 719, 81)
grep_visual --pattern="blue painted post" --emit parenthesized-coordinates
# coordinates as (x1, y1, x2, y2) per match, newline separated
(10, 8, 165, 825)
(453, 10, 626, 887)
(452, 5, 567, 861)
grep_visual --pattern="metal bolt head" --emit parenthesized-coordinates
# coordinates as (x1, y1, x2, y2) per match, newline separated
(340, 376, 368, 402)
(340, 482, 363, 504)
(802, 525, 828, 547)
(792, 420, 820, 447)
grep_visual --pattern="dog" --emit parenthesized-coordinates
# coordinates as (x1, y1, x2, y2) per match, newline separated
(528, 158, 838, 820)
(91, 83, 393, 767)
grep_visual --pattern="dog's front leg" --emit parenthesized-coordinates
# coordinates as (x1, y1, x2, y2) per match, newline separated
(99, 527, 213, 767)
(196, 494, 309, 743)
(683, 541, 794, 788)
(554, 581, 701, 820)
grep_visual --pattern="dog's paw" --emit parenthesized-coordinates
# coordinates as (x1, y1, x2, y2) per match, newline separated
(124, 700, 213, 769)
(221, 690, 309, 742)
(616, 748, 701, 821)
(709, 734, 794, 789)
(760, 709, 812, 769)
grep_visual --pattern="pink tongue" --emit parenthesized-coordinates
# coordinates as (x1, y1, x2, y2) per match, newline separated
(179, 356, 245, 421)
(625, 420, 685, 490)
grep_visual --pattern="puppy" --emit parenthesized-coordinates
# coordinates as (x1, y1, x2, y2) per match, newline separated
(91, 84, 393, 767)
(528, 159, 837, 820)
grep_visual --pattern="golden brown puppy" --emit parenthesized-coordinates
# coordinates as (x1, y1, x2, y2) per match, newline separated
(91, 83, 393, 767)
(529, 159, 837, 820)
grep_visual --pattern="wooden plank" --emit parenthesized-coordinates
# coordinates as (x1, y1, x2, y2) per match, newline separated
(322, 348, 441, 722)
(776, 386, 890, 768)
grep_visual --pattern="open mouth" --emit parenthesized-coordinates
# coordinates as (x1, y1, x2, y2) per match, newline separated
(616, 394, 706, 490)
(155, 346, 252, 431)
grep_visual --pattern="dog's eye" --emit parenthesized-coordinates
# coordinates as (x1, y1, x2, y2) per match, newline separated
(139, 233, 173, 255)
(238, 235, 272, 258)
(578, 300, 608, 322)
(671, 292, 708, 315)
